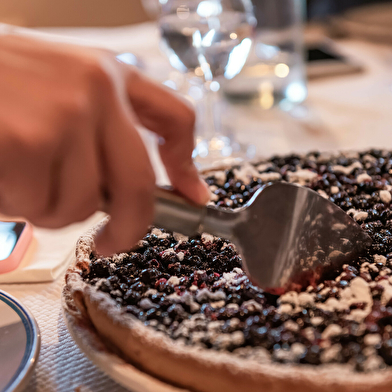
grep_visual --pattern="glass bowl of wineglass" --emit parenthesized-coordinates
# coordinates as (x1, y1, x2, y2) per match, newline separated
(159, 0, 256, 168)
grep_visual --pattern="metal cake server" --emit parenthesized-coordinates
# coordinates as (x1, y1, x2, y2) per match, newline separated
(154, 183, 371, 292)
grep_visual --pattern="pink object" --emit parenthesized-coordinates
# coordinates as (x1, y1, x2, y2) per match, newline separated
(0, 221, 33, 274)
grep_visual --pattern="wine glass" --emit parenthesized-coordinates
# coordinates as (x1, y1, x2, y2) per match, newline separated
(158, 0, 256, 168)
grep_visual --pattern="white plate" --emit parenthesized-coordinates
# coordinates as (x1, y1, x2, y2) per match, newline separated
(62, 288, 189, 392)
(0, 290, 40, 392)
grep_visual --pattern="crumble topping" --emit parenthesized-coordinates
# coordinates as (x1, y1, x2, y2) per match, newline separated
(82, 149, 392, 372)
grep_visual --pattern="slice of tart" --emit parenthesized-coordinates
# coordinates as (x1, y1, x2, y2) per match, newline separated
(65, 149, 392, 392)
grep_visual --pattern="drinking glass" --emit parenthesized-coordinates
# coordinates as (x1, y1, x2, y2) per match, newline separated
(158, 0, 256, 167)
(222, 0, 307, 111)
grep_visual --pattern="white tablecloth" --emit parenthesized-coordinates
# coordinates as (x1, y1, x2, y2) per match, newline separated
(2, 22, 392, 392)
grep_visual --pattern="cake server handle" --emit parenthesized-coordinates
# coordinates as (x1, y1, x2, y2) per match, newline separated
(153, 187, 206, 236)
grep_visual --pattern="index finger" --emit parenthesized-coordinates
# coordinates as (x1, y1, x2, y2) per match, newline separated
(125, 68, 210, 205)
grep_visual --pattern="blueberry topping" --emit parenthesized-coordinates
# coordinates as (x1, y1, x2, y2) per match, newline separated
(82, 150, 392, 371)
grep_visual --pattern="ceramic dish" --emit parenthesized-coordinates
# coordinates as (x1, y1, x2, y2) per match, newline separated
(62, 285, 187, 392)
(0, 290, 40, 392)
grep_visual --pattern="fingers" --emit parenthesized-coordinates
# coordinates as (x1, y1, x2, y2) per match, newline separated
(125, 69, 210, 205)
(0, 39, 157, 258)
(94, 97, 156, 256)
(31, 125, 101, 229)
(0, 40, 206, 259)
(0, 120, 100, 228)
(0, 146, 52, 222)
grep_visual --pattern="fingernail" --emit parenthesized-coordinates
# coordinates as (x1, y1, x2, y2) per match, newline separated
(182, 162, 211, 205)
(197, 178, 211, 205)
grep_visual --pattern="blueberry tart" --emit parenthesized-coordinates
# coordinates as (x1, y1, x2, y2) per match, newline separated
(65, 150, 392, 392)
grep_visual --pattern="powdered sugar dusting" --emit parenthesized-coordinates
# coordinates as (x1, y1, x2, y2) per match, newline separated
(233, 163, 259, 184)
(380, 190, 392, 204)
(201, 233, 215, 243)
(286, 169, 318, 185)
(173, 232, 189, 243)
(356, 173, 372, 183)
(331, 161, 362, 175)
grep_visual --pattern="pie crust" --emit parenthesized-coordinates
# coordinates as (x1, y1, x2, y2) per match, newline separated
(65, 150, 392, 392)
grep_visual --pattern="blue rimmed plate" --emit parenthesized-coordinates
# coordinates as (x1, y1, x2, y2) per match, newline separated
(0, 291, 40, 392)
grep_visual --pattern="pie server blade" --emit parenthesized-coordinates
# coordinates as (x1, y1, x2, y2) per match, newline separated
(153, 183, 371, 292)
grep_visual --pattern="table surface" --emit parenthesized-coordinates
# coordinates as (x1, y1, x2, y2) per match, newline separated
(2, 22, 392, 392)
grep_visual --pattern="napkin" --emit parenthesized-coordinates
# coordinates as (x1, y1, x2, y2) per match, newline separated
(0, 212, 106, 284)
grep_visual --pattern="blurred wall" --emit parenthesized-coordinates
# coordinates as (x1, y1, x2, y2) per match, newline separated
(0, 0, 150, 27)
(307, 0, 392, 19)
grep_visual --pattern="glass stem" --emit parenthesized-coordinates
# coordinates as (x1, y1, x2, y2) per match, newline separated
(202, 81, 219, 144)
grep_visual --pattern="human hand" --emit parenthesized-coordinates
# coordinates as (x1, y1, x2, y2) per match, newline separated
(0, 33, 210, 255)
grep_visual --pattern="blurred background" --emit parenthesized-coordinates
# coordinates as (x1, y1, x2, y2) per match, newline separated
(0, 0, 391, 27)
(1, 0, 392, 165)
(307, 0, 392, 19)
